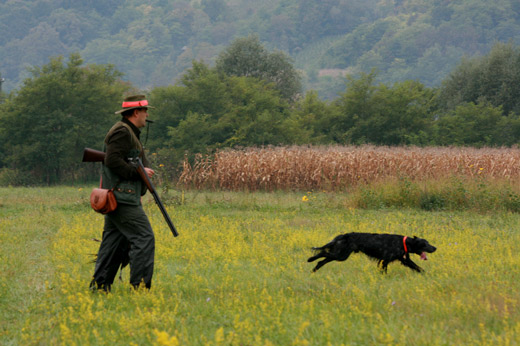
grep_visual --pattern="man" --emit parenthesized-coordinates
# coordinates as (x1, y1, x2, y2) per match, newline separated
(90, 94, 156, 292)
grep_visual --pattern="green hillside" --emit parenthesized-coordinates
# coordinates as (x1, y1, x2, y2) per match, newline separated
(1, 0, 519, 97)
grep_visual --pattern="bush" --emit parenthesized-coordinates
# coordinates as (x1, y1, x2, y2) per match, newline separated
(0, 168, 38, 186)
(419, 192, 446, 211)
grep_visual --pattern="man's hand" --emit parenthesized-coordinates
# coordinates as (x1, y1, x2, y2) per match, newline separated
(144, 167, 155, 178)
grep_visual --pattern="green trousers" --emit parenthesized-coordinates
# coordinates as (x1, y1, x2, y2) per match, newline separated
(91, 204, 155, 290)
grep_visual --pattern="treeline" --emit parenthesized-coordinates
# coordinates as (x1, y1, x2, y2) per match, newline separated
(2, 39, 520, 185)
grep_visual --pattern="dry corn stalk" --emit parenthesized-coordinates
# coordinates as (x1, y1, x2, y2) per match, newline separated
(177, 145, 520, 191)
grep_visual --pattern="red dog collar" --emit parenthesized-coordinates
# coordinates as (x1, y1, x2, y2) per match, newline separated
(403, 236, 408, 253)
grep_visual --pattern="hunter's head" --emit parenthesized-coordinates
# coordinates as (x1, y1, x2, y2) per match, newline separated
(115, 94, 154, 128)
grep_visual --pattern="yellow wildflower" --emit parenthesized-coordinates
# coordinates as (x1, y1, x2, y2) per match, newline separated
(154, 329, 179, 346)
(215, 327, 225, 343)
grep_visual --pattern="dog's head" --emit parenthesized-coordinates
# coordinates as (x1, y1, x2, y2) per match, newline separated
(409, 236, 436, 260)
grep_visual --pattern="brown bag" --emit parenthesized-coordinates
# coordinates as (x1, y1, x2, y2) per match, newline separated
(90, 188, 117, 214)
(90, 177, 117, 214)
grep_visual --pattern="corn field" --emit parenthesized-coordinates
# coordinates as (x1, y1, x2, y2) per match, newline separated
(178, 145, 520, 191)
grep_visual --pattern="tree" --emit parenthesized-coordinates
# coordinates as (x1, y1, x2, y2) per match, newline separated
(440, 42, 520, 115)
(433, 101, 520, 146)
(329, 71, 379, 143)
(0, 53, 129, 185)
(332, 71, 436, 145)
(215, 35, 302, 101)
(0, 71, 5, 102)
(282, 91, 336, 144)
(201, 0, 230, 22)
(149, 60, 290, 164)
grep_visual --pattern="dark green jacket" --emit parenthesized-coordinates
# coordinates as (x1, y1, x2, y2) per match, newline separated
(101, 118, 149, 205)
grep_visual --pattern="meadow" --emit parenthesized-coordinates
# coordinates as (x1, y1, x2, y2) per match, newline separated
(1, 186, 519, 345)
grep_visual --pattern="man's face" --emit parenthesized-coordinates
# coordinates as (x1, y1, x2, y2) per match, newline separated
(133, 108, 149, 128)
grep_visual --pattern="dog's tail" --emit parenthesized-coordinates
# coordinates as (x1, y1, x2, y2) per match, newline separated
(307, 243, 333, 262)
(311, 240, 335, 252)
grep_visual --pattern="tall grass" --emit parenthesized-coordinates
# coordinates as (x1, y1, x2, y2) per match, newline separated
(178, 145, 520, 213)
(0, 187, 89, 344)
(2, 187, 520, 345)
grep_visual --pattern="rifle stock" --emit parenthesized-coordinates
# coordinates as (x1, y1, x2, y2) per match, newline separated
(82, 148, 105, 162)
(82, 147, 179, 237)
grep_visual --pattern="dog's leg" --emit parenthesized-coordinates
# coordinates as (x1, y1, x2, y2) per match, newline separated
(311, 250, 353, 272)
(379, 260, 390, 274)
(312, 258, 334, 272)
(307, 251, 326, 263)
(400, 258, 423, 272)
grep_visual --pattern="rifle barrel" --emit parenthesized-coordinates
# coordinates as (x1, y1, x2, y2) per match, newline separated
(136, 158, 179, 237)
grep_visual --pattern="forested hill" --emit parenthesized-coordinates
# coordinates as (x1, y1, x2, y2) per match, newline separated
(1, 0, 519, 98)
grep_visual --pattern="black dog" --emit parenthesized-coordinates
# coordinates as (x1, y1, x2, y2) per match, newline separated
(308, 232, 436, 273)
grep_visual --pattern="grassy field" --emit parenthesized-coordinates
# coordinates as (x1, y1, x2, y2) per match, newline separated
(1, 187, 519, 345)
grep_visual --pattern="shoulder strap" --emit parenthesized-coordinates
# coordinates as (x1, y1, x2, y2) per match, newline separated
(118, 121, 142, 152)
(105, 121, 143, 152)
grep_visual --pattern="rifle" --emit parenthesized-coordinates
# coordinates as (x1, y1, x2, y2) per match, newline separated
(82, 148, 179, 237)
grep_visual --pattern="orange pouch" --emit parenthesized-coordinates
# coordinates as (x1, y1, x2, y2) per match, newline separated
(90, 188, 117, 214)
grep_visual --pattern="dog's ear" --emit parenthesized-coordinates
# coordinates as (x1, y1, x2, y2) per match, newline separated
(413, 236, 418, 239)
